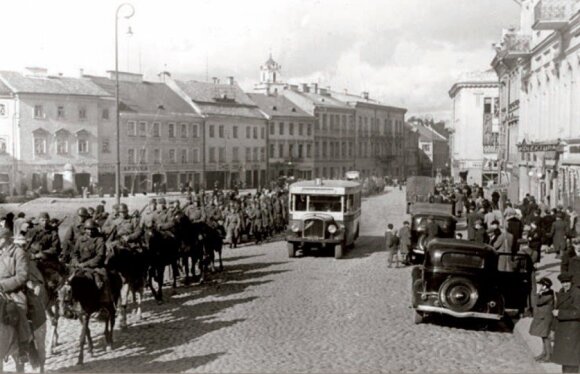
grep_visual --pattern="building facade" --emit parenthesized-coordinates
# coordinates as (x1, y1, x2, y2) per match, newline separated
(254, 55, 287, 95)
(448, 70, 500, 185)
(403, 123, 420, 178)
(248, 93, 316, 180)
(88, 71, 204, 194)
(411, 122, 450, 178)
(0, 68, 113, 195)
(168, 77, 268, 189)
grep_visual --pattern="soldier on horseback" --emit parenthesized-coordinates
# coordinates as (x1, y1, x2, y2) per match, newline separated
(27, 212, 63, 292)
(61, 208, 91, 263)
(184, 195, 206, 223)
(69, 219, 107, 292)
(107, 204, 142, 253)
(140, 198, 157, 229)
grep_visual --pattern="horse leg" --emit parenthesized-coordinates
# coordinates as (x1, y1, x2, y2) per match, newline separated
(108, 305, 116, 351)
(135, 288, 143, 321)
(86, 320, 94, 357)
(147, 267, 159, 302)
(156, 266, 164, 304)
(46, 305, 59, 355)
(15, 360, 24, 373)
(77, 314, 89, 365)
(218, 247, 224, 272)
(171, 261, 178, 291)
(119, 283, 129, 331)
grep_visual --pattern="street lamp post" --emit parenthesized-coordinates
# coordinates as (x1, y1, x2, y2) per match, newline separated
(115, 3, 135, 206)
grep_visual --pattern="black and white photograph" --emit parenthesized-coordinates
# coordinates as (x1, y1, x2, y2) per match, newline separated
(0, 0, 579, 372)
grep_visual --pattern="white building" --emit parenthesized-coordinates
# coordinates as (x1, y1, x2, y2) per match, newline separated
(448, 70, 500, 185)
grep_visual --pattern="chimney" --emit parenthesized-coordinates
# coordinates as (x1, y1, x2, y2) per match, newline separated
(310, 83, 318, 94)
(301, 83, 309, 93)
(25, 67, 48, 78)
(107, 71, 143, 83)
(212, 77, 219, 84)
(226, 76, 235, 85)
(362, 91, 369, 100)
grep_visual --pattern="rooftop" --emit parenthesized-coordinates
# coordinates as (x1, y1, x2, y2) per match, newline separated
(0, 71, 110, 96)
(247, 93, 313, 118)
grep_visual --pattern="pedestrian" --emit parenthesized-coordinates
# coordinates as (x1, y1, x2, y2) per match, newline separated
(473, 219, 489, 244)
(385, 223, 399, 268)
(550, 213, 571, 259)
(529, 277, 554, 362)
(528, 221, 543, 264)
(506, 209, 523, 254)
(551, 272, 580, 373)
(398, 221, 411, 265)
(562, 239, 580, 286)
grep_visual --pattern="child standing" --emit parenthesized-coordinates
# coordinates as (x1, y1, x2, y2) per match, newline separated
(529, 277, 554, 362)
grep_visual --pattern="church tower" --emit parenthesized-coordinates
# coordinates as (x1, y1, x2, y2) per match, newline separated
(255, 54, 286, 95)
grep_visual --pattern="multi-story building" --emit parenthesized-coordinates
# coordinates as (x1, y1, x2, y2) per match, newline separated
(248, 93, 315, 180)
(491, 26, 530, 201)
(168, 77, 268, 189)
(403, 123, 420, 178)
(448, 70, 500, 185)
(88, 71, 204, 194)
(410, 122, 450, 178)
(330, 91, 407, 179)
(0, 68, 114, 195)
(254, 54, 287, 95)
(509, 0, 580, 206)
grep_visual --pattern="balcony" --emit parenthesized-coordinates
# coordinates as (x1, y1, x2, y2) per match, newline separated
(500, 33, 531, 60)
(533, 0, 576, 30)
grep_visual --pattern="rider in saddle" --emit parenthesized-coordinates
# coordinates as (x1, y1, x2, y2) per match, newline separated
(69, 219, 107, 291)
(140, 198, 157, 229)
(0, 227, 44, 365)
(107, 203, 142, 252)
(184, 195, 206, 224)
(27, 212, 63, 291)
(101, 204, 120, 236)
(61, 207, 91, 264)
(154, 198, 176, 239)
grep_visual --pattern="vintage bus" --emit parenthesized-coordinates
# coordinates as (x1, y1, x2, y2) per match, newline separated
(286, 179, 362, 259)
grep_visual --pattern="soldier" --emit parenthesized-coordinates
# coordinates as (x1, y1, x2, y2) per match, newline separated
(93, 204, 108, 227)
(61, 207, 90, 264)
(27, 212, 63, 288)
(140, 198, 158, 229)
(183, 195, 206, 223)
(69, 219, 107, 290)
(155, 197, 176, 239)
(107, 203, 142, 252)
(252, 200, 264, 244)
(224, 204, 242, 248)
(101, 204, 120, 236)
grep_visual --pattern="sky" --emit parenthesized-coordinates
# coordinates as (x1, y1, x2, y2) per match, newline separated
(0, 0, 520, 119)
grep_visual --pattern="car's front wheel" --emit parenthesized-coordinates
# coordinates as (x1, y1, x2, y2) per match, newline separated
(439, 276, 479, 313)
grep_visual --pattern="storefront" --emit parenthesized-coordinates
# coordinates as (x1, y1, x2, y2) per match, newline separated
(517, 140, 562, 206)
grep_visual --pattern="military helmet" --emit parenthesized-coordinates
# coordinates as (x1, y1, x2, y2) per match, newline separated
(39, 212, 50, 220)
(158, 197, 167, 205)
(119, 203, 129, 213)
(84, 219, 98, 230)
(77, 207, 89, 218)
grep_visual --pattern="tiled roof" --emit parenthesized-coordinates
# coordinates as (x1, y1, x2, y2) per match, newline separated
(0, 71, 110, 96)
(282, 89, 353, 116)
(413, 124, 447, 142)
(88, 76, 198, 115)
(0, 80, 11, 95)
(195, 103, 265, 118)
(247, 93, 313, 118)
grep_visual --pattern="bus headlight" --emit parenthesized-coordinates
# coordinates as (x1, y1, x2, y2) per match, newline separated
(327, 224, 337, 234)
(291, 223, 300, 232)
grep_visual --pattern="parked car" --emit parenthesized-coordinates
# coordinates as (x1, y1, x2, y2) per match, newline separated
(409, 203, 456, 264)
(411, 238, 533, 324)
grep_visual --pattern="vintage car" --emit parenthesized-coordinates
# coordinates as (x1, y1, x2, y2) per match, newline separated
(411, 239, 533, 324)
(409, 203, 456, 264)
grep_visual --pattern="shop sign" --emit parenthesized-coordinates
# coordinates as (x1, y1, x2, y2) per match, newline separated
(517, 139, 559, 153)
(123, 165, 148, 172)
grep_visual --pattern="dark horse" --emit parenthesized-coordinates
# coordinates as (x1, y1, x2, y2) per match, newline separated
(105, 243, 148, 329)
(142, 226, 180, 304)
(199, 222, 224, 276)
(62, 269, 122, 365)
(173, 213, 205, 284)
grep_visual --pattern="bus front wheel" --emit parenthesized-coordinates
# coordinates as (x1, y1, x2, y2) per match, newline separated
(287, 243, 296, 258)
(334, 243, 344, 259)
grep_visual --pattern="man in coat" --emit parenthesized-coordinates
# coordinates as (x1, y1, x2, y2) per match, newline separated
(551, 272, 580, 373)
(529, 277, 555, 362)
(385, 223, 399, 268)
(398, 221, 411, 265)
(562, 240, 580, 287)
(550, 213, 570, 259)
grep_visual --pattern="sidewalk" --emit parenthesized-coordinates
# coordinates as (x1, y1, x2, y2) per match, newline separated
(513, 250, 563, 373)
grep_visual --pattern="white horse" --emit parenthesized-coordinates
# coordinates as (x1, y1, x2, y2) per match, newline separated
(0, 322, 46, 373)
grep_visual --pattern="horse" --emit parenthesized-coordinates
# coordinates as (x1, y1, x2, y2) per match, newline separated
(198, 223, 224, 277)
(62, 269, 122, 366)
(105, 243, 148, 330)
(0, 320, 47, 373)
(142, 226, 180, 304)
(173, 214, 205, 284)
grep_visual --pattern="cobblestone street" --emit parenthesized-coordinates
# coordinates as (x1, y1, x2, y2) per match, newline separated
(20, 189, 542, 373)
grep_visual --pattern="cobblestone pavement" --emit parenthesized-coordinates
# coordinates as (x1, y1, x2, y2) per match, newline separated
(9, 188, 543, 373)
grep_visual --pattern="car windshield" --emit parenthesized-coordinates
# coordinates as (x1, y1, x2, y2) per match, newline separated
(309, 195, 342, 212)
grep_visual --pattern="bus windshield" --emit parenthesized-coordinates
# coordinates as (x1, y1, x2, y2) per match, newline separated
(309, 195, 342, 212)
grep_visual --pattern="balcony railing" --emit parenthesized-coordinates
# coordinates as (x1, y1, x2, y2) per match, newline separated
(533, 0, 576, 30)
(501, 33, 531, 59)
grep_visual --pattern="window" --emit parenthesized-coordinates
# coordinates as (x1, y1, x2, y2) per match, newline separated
(169, 149, 176, 163)
(246, 126, 251, 138)
(307, 144, 312, 158)
(209, 147, 216, 163)
(139, 149, 146, 163)
(307, 123, 312, 136)
(422, 144, 431, 152)
(102, 138, 110, 153)
(139, 121, 147, 137)
(289, 144, 294, 158)
(233, 146, 239, 162)
(309, 195, 341, 212)
(127, 148, 135, 164)
(342, 142, 346, 158)
(246, 147, 251, 162)
(0, 138, 6, 154)
(442, 253, 484, 269)
(270, 144, 275, 157)
(315, 142, 320, 157)
(322, 114, 327, 130)
(219, 147, 225, 163)
(253, 147, 258, 161)
(152, 122, 160, 137)
(181, 123, 188, 138)
(78, 107, 87, 120)
(34, 137, 47, 155)
(127, 121, 136, 136)
(78, 139, 89, 154)
(260, 147, 265, 161)
(342, 115, 346, 132)
(298, 144, 303, 158)
(181, 149, 187, 163)
(0, 104, 6, 117)
(299, 123, 303, 136)
(279, 122, 284, 135)
(154, 149, 161, 164)
(233, 126, 238, 139)
(270, 123, 275, 135)
(289, 123, 294, 135)
(34, 105, 44, 119)
(329, 115, 334, 130)
(192, 124, 199, 138)
(192, 148, 200, 163)
(102, 108, 109, 120)
(322, 142, 327, 158)
(253, 127, 258, 139)
(168, 123, 175, 138)
(209, 125, 215, 138)
(218, 125, 224, 138)
(57, 106, 65, 119)
(57, 138, 68, 155)
(261, 127, 265, 139)
(484, 97, 492, 114)
(278, 144, 284, 158)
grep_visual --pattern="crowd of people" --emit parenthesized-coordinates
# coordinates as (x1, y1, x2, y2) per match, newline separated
(0, 186, 289, 368)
